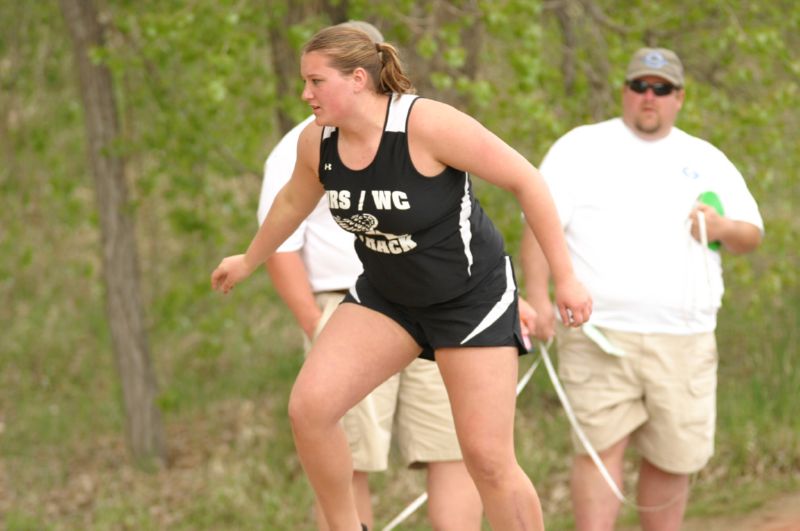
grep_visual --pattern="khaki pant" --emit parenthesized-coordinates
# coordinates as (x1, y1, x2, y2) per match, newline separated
(556, 324, 717, 474)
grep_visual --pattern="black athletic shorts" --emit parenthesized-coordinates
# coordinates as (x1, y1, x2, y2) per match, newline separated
(342, 256, 528, 361)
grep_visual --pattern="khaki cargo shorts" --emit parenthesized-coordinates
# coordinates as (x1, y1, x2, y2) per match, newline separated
(308, 292, 462, 471)
(555, 323, 718, 474)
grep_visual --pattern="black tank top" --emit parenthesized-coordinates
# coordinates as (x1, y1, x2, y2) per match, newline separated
(319, 94, 505, 306)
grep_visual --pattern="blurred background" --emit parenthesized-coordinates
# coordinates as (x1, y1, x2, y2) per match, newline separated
(1, 1, 797, 529)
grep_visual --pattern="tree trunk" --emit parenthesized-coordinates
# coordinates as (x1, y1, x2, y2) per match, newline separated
(554, 0, 577, 96)
(59, 0, 165, 467)
(266, 0, 347, 135)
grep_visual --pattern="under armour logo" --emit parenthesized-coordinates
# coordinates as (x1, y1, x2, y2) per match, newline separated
(324, 163, 332, 171)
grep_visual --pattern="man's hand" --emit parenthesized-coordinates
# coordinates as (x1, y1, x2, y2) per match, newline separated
(554, 277, 592, 329)
(689, 203, 727, 245)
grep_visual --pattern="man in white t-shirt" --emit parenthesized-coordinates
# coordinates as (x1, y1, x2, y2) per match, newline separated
(521, 47, 763, 531)
(258, 22, 481, 531)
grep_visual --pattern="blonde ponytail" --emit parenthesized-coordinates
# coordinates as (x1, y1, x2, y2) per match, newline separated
(303, 26, 415, 96)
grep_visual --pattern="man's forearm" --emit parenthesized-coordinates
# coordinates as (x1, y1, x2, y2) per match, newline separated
(265, 251, 321, 339)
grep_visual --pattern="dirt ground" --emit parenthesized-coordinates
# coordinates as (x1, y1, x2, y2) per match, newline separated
(681, 491, 800, 531)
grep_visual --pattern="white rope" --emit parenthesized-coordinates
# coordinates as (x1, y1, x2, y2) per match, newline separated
(381, 491, 428, 531)
(381, 355, 541, 530)
(697, 210, 717, 310)
(538, 341, 627, 501)
(582, 323, 626, 357)
(517, 354, 541, 395)
(697, 209, 708, 249)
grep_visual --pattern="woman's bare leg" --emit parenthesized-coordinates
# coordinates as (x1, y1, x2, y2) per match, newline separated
(312, 471, 372, 531)
(437, 346, 544, 531)
(289, 303, 420, 531)
(426, 460, 483, 530)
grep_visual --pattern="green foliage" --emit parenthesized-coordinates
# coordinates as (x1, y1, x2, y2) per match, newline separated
(1, 0, 798, 529)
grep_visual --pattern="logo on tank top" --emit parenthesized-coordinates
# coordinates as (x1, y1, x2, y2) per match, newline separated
(327, 189, 417, 255)
(327, 189, 410, 211)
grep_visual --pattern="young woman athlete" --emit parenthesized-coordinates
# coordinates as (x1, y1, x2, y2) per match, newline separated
(212, 25, 592, 531)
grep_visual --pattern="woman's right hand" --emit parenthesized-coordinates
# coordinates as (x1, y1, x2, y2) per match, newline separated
(210, 254, 256, 294)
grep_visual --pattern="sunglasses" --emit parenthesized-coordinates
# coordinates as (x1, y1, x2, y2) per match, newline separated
(626, 79, 679, 96)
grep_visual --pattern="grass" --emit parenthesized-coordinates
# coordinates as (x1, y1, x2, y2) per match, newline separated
(1, 69, 797, 528)
(1, 229, 798, 530)
(3, 2, 798, 527)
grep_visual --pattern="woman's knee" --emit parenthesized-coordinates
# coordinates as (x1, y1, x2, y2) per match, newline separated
(459, 438, 515, 486)
(287, 381, 335, 433)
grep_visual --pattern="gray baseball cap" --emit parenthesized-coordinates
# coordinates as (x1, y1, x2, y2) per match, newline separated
(625, 47, 684, 86)
(339, 20, 384, 44)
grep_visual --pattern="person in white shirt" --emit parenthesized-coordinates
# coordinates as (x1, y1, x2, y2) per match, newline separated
(257, 22, 482, 531)
(521, 47, 763, 531)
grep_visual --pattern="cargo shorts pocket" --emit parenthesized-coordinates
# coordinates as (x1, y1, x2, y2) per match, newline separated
(557, 363, 598, 420)
(558, 363, 592, 386)
(681, 361, 717, 432)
